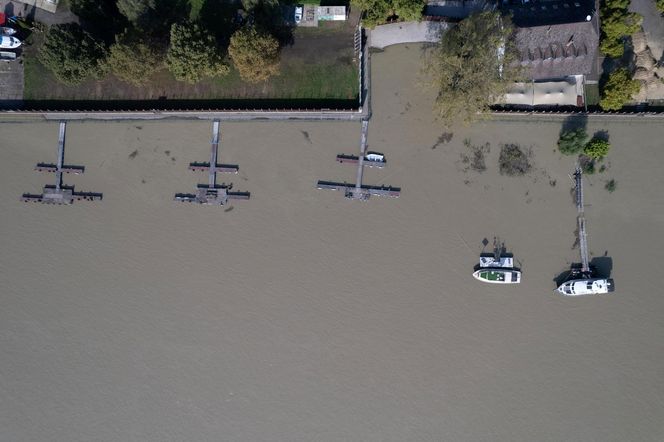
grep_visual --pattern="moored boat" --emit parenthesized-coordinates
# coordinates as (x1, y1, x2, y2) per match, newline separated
(472, 242, 521, 284)
(1, 27, 17, 36)
(0, 35, 21, 49)
(0, 50, 17, 61)
(473, 268, 521, 284)
(556, 277, 614, 296)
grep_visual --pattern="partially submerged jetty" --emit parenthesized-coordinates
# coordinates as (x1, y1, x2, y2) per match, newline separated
(21, 121, 102, 204)
(317, 120, 400, 200)
(174, 120, 250, 205)
(556, 167, 614, 296)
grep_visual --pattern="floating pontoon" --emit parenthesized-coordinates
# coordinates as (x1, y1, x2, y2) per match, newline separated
(22, 122, 102, 204)
(174, 120, 249, 205)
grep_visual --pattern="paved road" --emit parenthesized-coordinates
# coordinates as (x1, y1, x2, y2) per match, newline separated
(630, 0, 664, 62)
(368, 21, 450, 49)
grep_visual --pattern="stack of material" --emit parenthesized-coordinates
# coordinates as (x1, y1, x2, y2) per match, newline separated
(631, 29, 664, 102)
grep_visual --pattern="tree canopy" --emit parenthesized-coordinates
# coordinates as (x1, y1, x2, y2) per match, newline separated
(166, 22, 230, 83)
(228, 27, 280, 83)
(557, 128, 588, 155)
(425, 11, 518, 125)
(117, 0, 155, 23)
(38, 23, 108, 85)
(352, 0, 425, 28)
(584, 138, 611, 159)
(600, 68, 640, 110)
(600, 0, 642, 58)
(108, 33, 164, 85)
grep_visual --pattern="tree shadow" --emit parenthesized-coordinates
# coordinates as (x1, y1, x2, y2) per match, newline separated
(199, 0, 240, 47)
(143, 0, 191, 35)
(560, 112, 588, 134)
(591, 129, 609, 142)
(71, 0, 127, 43)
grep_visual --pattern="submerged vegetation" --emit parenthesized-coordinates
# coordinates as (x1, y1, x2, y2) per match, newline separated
(499, 143, 532, 176)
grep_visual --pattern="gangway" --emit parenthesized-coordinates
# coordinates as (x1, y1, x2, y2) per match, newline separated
(174, 120, 249, 205)
(317, 120, 400, 200)
(22, 121, 102, 204)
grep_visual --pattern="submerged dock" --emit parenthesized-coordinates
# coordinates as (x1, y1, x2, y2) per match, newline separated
(317, 120, 400, 200)
(22, 121, 102, 204)
(174, 120, 250, 205)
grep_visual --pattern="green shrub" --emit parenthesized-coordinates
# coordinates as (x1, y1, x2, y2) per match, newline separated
(605, 179, 617, 192)
(166, 22, 229, 83)
(584, 138, 611, 159)
(228, 27, 280, 83)
(38, 23, 108, 85)
(108, 33, 164, 86)
(557, 128, 588, 155)
(600, 68, 640, 110)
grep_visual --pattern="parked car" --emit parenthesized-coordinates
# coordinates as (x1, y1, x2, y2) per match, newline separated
(294, 5, 303, 24)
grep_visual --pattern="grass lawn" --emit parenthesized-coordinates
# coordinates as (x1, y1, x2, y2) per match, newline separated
(22, 14, 359, 108)
(585, 83, 600, 107)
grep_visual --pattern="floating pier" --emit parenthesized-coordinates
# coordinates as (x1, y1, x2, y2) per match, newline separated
(21, 122, 102, 205)
(174, 120, 250, 205)
(317, 120, 400, 200)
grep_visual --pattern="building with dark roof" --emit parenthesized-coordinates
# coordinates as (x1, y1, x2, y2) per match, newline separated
(514, 14, 600, 81)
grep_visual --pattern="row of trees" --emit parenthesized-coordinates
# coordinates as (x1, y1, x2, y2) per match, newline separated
(597, 0, 643, 110)
(599, 0, 642, 59)
(38, 0, 281, 86)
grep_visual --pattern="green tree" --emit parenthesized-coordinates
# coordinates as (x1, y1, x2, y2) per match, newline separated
(108, 33, 164, 85)
(392, 0, 426, 21)
(352, 0, 425, 28)
(117, 0, 155, 22)
(557, 128, 588, 155)
(166, 22, 230, 83)
(600, 68, 640, 110)
(228, 27, 280, 83)
(38, 23, 108, 85)
(657, 0, 664, 13)
(425, 11, 518, 125)
(599, 0, 642, 58)
(584, 138, 611, 159)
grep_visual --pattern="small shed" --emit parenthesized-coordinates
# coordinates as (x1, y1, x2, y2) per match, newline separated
(317, 6, 346, 21)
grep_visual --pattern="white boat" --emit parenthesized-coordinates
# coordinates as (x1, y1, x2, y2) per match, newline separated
(0, 36, 21, 49)
(0, 51, 17, 61)
(556, 277, 614, 296)
(472, 249, 521, 284)
(0, 27, 17, 36)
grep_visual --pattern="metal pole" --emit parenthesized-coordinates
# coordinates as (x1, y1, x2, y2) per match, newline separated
(209, 120, 220, 188)
(56, 121, 66, 191)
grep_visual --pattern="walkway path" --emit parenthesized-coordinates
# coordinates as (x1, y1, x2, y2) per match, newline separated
(368, 21, 450, 49)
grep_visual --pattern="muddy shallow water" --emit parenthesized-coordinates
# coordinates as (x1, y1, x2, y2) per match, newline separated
(1, 44, 663, 441)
